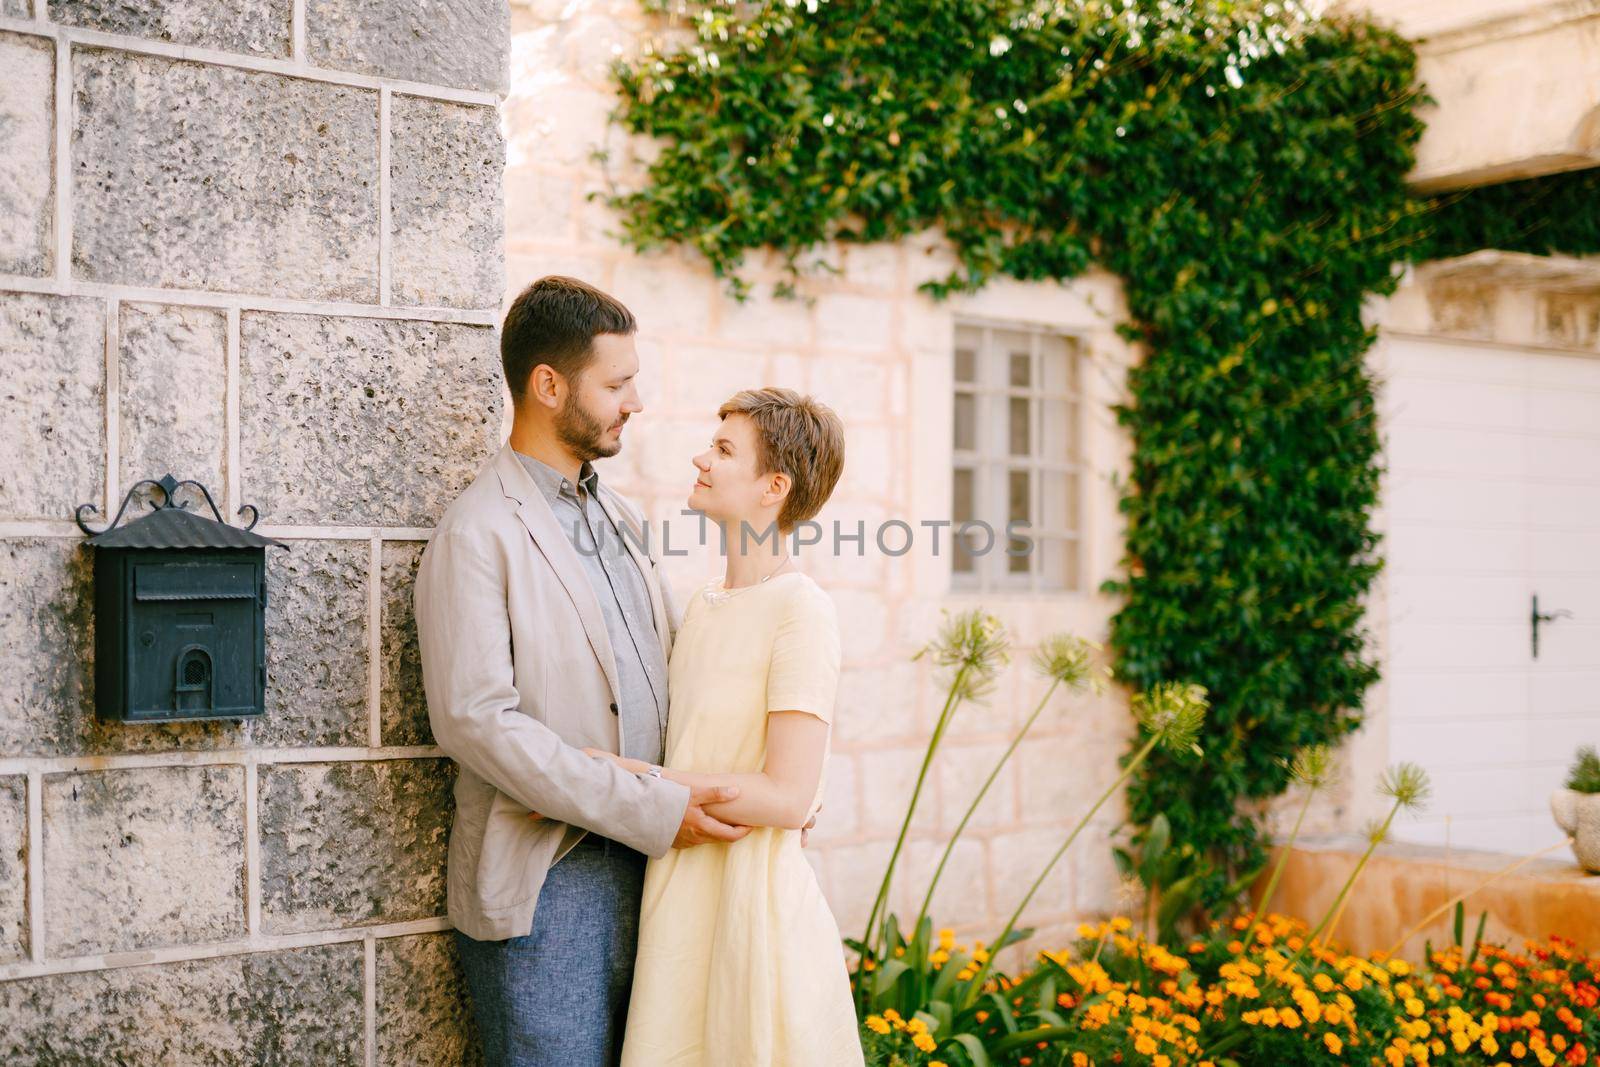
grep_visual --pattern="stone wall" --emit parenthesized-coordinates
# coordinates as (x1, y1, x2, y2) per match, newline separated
(0, 1, 506, 1061)
(504, 0, 1145, 972)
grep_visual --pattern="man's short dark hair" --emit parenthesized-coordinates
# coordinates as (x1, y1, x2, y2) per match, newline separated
(501, 276, 637, 401)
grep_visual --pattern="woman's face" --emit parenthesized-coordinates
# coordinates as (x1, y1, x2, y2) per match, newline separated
(688, 413, 785, 532)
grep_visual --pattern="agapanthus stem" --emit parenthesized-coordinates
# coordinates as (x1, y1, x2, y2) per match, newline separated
(1241, 783, 1318, 952)
(1275, 801, 1400, 979)
(858, 663, 970, 967)
(960, 731, 1163, 1010)
(912, 679, 1061, 940)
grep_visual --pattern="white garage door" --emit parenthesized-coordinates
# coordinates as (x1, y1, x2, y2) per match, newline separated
(1380, 335, 1600, 854)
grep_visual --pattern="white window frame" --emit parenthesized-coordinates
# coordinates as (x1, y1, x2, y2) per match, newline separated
(950, 318, 1085, 594)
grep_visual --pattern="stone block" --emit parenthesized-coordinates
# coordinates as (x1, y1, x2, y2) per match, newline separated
(504, 166, 576, 245)
(816, 751, 858, 841)
(306, 0, 508, 93)
(988, 826, 1076, 920)
(73, 49, 379, 301)
(1, 0, 28, 16)
(48, 0, 293, 56)
(239, 313, 501, 526)
(256, 539, 369, 747)
(821, 838, 897, 933)
(0, 775, 25, 963)
(0, 540, 94, 758)
(858, 746, 940, 836)
(391, 96, 504, 310)
(832, 662, 920, 746)
(0, 293, 104, 522)
(613, 258, 717, 342)
(816, 292, 894, 352)
(904, 837, 990, 926)
(0, 33, 54, 276)
(43, 765, 245, 957)
(0, 942, 363, 1063)
(375, 933, 484, 1066)
(380, 541, 429, 746)
(937, 739, 1018, 832)
(118, 303, 227, 492)
(259, 759, 451, 933)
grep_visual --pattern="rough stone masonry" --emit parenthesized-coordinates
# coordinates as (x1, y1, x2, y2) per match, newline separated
(0, 2, 508, 1061)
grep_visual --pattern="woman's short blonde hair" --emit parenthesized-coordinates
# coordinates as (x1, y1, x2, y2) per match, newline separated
(716, 387, 845, 532)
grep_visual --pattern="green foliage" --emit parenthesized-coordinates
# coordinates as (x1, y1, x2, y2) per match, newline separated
(1410, 168, 1600, 262)
(1566, 744, 1600, 794)
(600, 0, 1580, 909)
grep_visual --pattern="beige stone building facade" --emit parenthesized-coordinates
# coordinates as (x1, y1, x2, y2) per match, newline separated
(1, 0, 1597, 1058)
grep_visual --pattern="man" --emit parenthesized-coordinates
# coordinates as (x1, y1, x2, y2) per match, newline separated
(415, 276, 801, 1065)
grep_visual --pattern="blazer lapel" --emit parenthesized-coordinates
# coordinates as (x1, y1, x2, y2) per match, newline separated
(493, 446, 621, 704)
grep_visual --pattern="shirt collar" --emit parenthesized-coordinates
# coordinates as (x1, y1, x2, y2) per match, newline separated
(516, 451, 599, 505)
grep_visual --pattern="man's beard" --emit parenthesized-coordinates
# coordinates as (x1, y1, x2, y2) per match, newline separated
(555, 389, 622, 462)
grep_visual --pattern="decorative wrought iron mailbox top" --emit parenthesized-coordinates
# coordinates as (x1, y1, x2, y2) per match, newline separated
(78, 475, 286, 724)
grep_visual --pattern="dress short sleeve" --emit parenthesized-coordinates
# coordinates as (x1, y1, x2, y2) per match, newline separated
(765, 582, 841, 725)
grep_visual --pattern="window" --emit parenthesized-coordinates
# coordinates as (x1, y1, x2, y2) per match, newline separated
(951, 320, 1083, 592)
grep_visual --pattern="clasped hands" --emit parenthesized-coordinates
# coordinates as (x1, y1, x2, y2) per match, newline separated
(524, 747, 820, 848)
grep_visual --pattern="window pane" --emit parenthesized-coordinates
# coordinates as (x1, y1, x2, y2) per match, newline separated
(1010, 350, 1031, 388)
(1037, 537, 1078, 591)
(955, 347, 976, 384)
(1040, 471, 1078, 533)
(1039, 333, 1078, 392)
(955, 325, 981, 382)
(1040, 398, 1074, 462)
(954, 391, 976, 452)
(1009, 397, 1031, 456)
(1008, 533, 1032, 573)
(1008, 469, 1030, 522)
(952, 468, 975, 574)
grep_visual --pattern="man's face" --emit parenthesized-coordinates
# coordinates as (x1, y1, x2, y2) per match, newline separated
(554, 333, 643, 462)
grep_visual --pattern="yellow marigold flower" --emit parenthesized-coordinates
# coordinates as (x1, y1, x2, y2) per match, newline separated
(883, 1009, 901, 1022)
(1153, 1056, 1171, 1067)
(906, 1019, 928, 1035)
(975, 1011, 989, 1023)
(1325, 1033, 1343, 1055)
(1072, 1055, 1089, 1067)
(1111, 916, 1133, 932)
(1386, 1046, 1407, 1067)
(1226, 940, 1245, 955)
(1241, 1010, 1261, 1025)
(1345, 971, 1365, 991)
(1280, 1008, 1302, 1029)
(913, 1033, 937, 1054)
(865, 1015, 890, 1035)
(1324, 1005, 1343, 1026)
(1406, 998, 1425, 1017)
(1482, 1036, 1500, 1056)
(1260, 1007, 1281, 1028)
(1396, 982, 1415, 1000)
(1134, 1035, 1158, 1056)
(1313, 973, 1336, 993)
(1388, 959, 1411, 976)
(1077, 923, 1099, 938)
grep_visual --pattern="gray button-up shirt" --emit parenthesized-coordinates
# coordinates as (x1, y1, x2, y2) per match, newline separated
(517, 452, 668, 766)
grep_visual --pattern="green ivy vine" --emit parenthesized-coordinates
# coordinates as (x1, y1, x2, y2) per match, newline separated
(596, 0, 1585, 906)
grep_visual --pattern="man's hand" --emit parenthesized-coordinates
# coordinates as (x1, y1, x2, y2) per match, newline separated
(800, 801, 822, 848)
(673, 784, 753, 849)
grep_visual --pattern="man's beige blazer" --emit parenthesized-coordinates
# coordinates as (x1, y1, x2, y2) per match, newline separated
(414, 443, 691, 942)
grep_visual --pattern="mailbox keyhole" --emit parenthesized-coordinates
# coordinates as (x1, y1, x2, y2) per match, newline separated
(175, 648, 214, 712)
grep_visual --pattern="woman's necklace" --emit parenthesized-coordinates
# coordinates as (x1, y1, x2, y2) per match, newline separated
(702, 555, 795, 605)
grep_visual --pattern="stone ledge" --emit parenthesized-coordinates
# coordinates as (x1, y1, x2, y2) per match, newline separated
(1254, 834, 1600, 959)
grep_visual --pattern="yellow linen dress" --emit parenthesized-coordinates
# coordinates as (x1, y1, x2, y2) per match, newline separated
(619, 572, 865, 1067)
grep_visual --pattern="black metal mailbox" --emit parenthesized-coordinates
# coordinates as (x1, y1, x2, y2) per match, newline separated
(77, 475, 285, 723)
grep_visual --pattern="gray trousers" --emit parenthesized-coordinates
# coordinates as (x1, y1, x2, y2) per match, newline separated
(455, 834, 648, 1067)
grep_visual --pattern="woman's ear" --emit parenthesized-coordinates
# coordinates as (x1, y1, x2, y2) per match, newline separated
(762, 470, 792, 510)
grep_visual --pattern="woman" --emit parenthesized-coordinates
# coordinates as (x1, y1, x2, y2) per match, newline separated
(588, 387, 865, 1066)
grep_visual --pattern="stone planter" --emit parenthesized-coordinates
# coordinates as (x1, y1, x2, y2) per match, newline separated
(1550, 789, 1600, 873)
